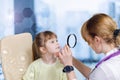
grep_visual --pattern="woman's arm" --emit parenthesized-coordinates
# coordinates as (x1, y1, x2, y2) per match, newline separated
(66, 71, 77, 80)
(73, 57, 91, 78)
(57, 45, 77, 80)
(57, 45, 92, 80)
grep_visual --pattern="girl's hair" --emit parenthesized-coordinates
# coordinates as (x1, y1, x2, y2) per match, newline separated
(32, 31, 57, 60)
(81, 13, 120, 47)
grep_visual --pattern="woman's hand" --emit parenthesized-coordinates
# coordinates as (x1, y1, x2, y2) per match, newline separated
(57, 45, 73, 66)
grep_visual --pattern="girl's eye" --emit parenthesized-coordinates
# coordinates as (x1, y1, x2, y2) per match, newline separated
(51, 41, 54, 43)
(50, 39, 58, 43)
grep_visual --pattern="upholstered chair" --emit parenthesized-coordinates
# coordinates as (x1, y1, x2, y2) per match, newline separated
(0, 33, 33, 80)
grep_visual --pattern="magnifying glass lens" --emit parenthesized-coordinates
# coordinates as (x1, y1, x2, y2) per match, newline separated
(67, 34, 77, 48)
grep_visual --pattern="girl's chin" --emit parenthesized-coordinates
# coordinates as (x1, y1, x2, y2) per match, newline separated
(56, 51, 60, 53)
(56, 49, 61, 52)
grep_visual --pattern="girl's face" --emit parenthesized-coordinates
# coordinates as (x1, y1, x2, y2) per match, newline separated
(45, 37, 60, 54)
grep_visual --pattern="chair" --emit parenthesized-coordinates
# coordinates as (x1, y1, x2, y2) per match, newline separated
(0, 33, 33, 80)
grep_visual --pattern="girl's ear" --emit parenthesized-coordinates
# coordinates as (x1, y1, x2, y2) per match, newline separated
(39, 47, 47, 54)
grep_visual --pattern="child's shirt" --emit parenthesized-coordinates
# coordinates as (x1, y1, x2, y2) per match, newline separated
(23, 58, 67, 80)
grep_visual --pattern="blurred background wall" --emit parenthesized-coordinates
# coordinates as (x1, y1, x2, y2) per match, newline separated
(0, 0, 120, 80)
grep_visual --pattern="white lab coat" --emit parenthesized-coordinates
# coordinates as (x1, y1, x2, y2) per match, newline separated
(89, 48, 120, 80)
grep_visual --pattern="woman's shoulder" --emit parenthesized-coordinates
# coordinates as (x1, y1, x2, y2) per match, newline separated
(97, 55, 120, 75)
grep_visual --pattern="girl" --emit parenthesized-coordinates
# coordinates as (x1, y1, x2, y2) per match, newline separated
(57, 13, 120, 80)
(23, 31, 67, 80)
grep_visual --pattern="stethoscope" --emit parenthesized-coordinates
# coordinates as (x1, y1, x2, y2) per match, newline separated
(90, 49, 120, 74)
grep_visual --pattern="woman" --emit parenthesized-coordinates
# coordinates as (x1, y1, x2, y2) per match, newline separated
(57, 13, 120, 80)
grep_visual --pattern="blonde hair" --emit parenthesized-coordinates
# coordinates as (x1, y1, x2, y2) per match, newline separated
(81, 13, 120, 47)
(32, 31, 57, 60)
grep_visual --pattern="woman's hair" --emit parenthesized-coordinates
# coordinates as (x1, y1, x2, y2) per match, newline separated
(81, 13, 120, 47)
(32, 31, 57, 60)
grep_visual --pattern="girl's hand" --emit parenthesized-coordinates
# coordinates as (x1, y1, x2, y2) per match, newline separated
(57, 45, 73, 66)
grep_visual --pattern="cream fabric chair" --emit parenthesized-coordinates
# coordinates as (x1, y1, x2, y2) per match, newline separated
(0, 39, 1, 63)
(0, 33, 33, 80)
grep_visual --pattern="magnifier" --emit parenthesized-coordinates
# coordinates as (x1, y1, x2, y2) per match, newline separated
(67, 34, 77, 48)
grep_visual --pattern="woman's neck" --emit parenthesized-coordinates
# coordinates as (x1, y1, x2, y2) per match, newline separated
(103, 43, 115, 55)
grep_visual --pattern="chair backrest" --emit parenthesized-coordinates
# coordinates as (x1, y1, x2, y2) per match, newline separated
(0, 33, 33, 80)
(0, 39, 1, 63)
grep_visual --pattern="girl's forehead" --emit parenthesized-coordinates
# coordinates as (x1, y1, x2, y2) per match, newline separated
(45, 37, 57, 44)
(47, 35, 57, 39)
(46, 37, 57, 41)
